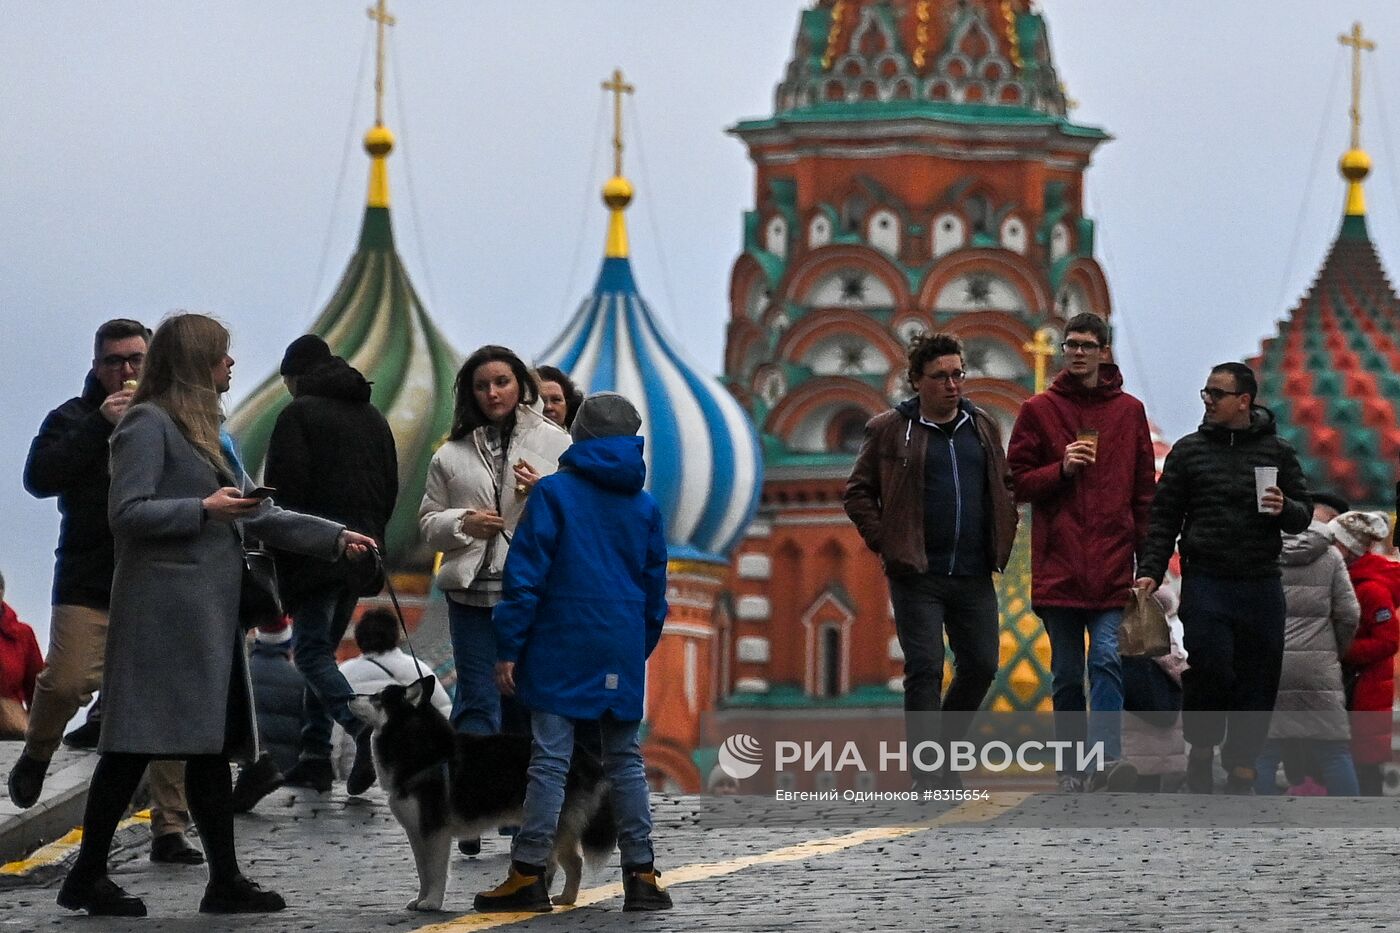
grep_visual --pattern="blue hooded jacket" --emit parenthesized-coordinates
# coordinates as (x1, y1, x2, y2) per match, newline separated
(492, 434, 668, 721)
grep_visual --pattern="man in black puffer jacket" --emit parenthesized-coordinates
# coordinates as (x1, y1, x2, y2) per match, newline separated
(1135, 362, 1311, 795)
(260, 335, 398, 801)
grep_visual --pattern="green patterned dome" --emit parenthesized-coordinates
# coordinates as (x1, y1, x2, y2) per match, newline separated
(227, 132, 460, 573)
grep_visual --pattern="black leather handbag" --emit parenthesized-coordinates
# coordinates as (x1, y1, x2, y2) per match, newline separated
(239, 544, 284, 632)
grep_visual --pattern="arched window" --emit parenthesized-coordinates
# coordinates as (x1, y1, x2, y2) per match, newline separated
(764, 216, 788, 258)
(820, 625, 843, 698)
(1050, 222, 1072, 261)
(809, 214, 833, 249)
(868, 209, 900, 256)
(1000, 215, 1027, 255)
(932, 212, 966, 258)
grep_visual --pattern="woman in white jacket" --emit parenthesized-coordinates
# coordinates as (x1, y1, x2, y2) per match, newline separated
(418, 346, 570, 738)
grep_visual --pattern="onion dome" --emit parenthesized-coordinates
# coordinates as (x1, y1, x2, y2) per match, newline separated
(226, 13, 459, 573)
(537, 73, 763, 563)
(775, 0, 1071, 116)
(1250, 23, 1395, 508)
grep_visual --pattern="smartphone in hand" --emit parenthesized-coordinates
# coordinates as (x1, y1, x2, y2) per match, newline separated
(244, 486, 276, 500)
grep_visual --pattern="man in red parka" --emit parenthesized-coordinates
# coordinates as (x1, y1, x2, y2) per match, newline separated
(1008, 312, 1157, 792)
(1329, 510, 1400, 796)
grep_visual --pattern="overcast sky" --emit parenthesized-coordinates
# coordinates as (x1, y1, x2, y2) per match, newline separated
(6, 1, 1400, 638)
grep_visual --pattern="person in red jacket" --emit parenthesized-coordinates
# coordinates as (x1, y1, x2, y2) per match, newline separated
(1329, 510, 1400, 796)
(1007, 313, 1157, 793)
(0, 571, 45, 738)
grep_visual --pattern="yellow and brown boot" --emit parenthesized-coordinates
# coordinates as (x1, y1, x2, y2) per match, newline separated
(622, 866, 673, 912)
(473, 862, 550, 913)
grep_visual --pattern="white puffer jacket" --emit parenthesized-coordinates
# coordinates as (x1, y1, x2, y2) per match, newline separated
(418, 405, 571, 594)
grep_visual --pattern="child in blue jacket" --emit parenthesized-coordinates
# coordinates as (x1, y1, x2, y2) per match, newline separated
(476, 392, 671, 913)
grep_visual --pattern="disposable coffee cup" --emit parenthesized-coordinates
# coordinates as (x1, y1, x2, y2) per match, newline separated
(1076, 428, 1099, 462)
(1254, 466, 1278, 513)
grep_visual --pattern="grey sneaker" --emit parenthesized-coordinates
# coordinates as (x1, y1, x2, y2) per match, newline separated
(1057, 774, 1085, 794)
(1088, 759, 1139, 793)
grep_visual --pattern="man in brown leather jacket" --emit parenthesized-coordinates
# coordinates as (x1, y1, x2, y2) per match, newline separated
(844, 332, 1017, 790)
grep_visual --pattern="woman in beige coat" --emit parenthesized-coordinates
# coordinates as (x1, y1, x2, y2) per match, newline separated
(1255, 519, 1360, 794)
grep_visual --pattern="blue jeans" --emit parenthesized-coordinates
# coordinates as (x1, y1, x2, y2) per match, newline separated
(1255, 739, 1359, 796)
(513, 711, 654, 869)
(1037, 607, 1125, 768)
(291, 587, 362, 758)
(447, 601, 501, 735)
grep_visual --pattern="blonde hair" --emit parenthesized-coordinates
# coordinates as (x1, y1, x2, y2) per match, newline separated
(132, 313, 232, 481)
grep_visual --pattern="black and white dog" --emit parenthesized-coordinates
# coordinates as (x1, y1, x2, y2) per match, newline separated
(349, 675, 617, 911)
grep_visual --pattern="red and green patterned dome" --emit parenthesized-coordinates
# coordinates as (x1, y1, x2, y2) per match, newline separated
(1250, 214, 1400, 508)
(1250, 29, 1395, 510)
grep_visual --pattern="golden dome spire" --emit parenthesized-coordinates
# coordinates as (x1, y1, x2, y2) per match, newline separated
(364, 0, 397, 208)
(601, 68, 635, 258)
(1339, 21, 1376, 217)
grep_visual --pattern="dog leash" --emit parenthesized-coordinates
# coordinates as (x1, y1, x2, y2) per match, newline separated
(372, 547, 422, 672)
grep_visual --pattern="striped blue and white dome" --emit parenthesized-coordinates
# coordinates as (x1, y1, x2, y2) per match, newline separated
(538, 255, 763, 563)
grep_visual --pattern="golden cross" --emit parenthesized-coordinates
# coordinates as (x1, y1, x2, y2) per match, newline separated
(1023, 327, 1058, 393)
(602, 68, 635, 177)
(1340, 21, 1376, 150)
(367, 0, 397, 126)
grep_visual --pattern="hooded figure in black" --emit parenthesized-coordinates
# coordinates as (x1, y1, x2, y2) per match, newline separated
(251, 335, 398, 801)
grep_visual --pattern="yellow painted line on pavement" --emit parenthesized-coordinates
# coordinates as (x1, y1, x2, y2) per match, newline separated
(1, 809, 151, 876)
(412, 792, 1029, 931)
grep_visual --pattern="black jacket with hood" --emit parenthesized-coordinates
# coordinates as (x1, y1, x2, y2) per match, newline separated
(24, 373, 119, 609)
(1138, 406, 1311, 582)
(265, 357, 398, 608)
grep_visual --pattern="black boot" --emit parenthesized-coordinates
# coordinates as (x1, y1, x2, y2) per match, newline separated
(282, 757, 334, 793)
(62, 718, 102, 750)
(346, 728, 377, 796)
(231, 753, 285, 813)
(622, 865, 673, 912)
(149, 831, 205, 864)
(199, 875, 287, 914)
(6, 752, 48, 809)
(57, 875, 147, 917)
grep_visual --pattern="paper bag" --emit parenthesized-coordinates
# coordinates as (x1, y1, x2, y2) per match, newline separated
(1119, 588, 1171, 658)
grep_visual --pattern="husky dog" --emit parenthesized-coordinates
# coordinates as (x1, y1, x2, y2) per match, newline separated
(349, 675, 617, 911)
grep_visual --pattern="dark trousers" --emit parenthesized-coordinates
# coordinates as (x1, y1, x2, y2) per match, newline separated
(888, 572, 1000, 748)
(1178, 571, 1286, 772)
(70, 753, 237, 885)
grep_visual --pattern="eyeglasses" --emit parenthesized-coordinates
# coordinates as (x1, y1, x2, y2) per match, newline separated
(1061, 340, 1102, 353)
(99, 353, 145, 370)
(1200, 387, 1245, 402)
(923, 370, 967, 384)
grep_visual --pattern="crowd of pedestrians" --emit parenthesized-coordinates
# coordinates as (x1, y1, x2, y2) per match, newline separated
(4, 307, 1397, 915)
(847, 314, 1399, 797)
(3, 316, 669, 917)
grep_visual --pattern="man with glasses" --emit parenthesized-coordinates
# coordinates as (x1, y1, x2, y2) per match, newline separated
(1008, 312, 1156, 793)
(9, 319, 203, 864)
(1134, 362, 1311, 794)
(845, 332, 1017, 791)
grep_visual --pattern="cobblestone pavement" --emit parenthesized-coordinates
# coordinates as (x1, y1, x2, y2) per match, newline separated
(4, 786, 1400, 932)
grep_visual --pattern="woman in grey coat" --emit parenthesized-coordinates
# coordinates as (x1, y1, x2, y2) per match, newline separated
(57, 314, 375, 918)
(1254, 519, 1361, 795)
